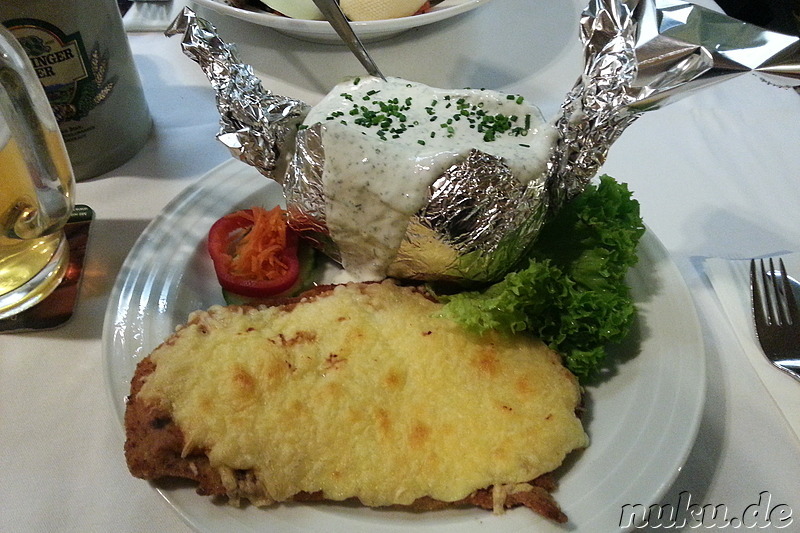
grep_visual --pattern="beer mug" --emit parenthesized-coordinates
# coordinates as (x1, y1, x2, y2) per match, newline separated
(1, 0, 153, 181)
(0, 24, 75, 319)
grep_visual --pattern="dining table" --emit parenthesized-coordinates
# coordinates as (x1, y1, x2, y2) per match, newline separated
(2, 0, 799, 531)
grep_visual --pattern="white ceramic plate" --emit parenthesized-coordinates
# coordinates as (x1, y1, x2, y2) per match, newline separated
(190, 0, 495, 43)
(103, 158, 706, 533)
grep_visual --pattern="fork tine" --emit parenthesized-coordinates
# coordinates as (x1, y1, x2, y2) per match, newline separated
(777, 258, 797, 325)
(751, 259, 766, 328)
(768, 258, 783, 326)
(761, 258, 777, 325)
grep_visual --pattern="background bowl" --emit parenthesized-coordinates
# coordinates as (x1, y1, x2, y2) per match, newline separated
(190, 0, 496, 43)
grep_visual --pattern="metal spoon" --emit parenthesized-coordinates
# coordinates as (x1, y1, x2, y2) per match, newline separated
(311, 0, 386, 80)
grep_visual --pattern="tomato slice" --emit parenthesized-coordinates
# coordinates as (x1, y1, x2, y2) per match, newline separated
(207, 207, 301, 298)
(414, 2, 432, 15)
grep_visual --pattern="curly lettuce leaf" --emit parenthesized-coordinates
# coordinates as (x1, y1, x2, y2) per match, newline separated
(439, 175, 646, 381)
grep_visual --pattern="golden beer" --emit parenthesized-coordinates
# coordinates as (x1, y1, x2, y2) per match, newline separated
(0, 132, 74, 317)
(0, 23, 76, 319)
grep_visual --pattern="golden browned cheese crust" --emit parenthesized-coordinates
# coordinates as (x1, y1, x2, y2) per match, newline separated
(124, 281, 587, 523)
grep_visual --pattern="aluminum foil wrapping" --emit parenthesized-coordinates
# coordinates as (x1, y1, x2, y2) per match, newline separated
(548, 0, 800, 204)
(169, 2, 800, 283)
(166, 10, 310, 179)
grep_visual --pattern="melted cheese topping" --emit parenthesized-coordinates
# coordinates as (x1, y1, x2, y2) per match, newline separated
(139, 282, 587, 506)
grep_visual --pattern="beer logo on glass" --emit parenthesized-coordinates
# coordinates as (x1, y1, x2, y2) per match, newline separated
(3, 18, 116, 126)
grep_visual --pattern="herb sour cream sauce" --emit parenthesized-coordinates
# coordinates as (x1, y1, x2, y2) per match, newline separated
(302, 77, 557, 280)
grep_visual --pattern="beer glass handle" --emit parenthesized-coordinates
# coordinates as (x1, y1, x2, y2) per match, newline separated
(0, 25, 75, 240)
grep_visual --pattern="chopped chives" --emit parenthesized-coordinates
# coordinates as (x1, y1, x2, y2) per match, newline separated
(324, 84, 534, 141)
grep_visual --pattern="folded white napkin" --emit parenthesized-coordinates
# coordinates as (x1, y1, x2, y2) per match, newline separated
(123, 0, 189, 32)
(704, 253, 800, 442)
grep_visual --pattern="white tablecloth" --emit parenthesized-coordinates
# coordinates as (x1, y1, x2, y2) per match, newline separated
(2, 0, 798, 531)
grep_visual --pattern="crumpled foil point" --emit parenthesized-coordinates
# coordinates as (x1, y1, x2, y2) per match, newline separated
(167, 8, 310, 182)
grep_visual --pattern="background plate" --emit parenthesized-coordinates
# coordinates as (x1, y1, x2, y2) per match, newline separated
(190, 0, 495, 43)
(103, 158, 706, 532)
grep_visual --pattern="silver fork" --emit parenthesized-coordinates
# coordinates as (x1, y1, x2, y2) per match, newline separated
(750, 258, 800, 382)
(311, 0, 386, 80)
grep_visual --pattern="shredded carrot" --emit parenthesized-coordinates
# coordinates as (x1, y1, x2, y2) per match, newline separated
(228, 206, 290, 281)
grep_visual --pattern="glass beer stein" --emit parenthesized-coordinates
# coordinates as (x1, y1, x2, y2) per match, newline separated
(0, 24, 75, 319)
